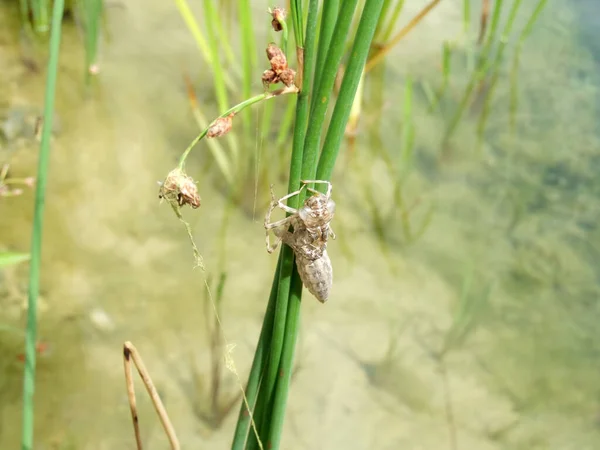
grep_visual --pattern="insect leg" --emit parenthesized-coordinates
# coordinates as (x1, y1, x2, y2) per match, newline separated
(301, 180, 332, 198)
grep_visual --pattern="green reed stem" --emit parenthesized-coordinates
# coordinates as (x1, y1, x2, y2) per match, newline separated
(255, 3, 319, 446)
(509, 0, 548, 131)
(313, 0, 340, 97)
(303, 0, 358, 181)
(21, 2, 63, 449)
(268, 5, 386, 446)
(317, 0, 385, 182)
(230, 255, 282, 450)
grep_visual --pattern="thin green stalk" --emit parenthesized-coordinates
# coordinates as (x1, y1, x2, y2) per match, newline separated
(509, 0, 548, 131)
(174, 0, 236, 91)
(399, 76, 414, 182)
(203, 0, 229, 112)
(312, 0, 340, 97)
(230, 255, 282, 450)
(239, 0, 255, 137)
(31, 0, 50, 33)
(83, 0, 103, 85)
(21, 1, 64, 449)
(303, 0, 359, 181)
(381, 0, 405, 42)
(429, 41, 452, 112)
(443, 0, 503, 143)
(19, 0, 29, 29)
(211, 2, 239, 75)
(290, 0, 304, 48)
(463, 0, 470, 35)
(317, 0, 385, 182)
(476, 0, 523, 139)
(374, 0, 393, 41)
(276, 13, 289, 56)
(173, 0, 211, 66)
(203, 0, 242, 169)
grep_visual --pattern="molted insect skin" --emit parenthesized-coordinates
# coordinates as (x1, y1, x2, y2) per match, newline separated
(295, 250, 333, 303)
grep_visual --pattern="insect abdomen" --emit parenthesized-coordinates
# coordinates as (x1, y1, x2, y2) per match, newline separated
(295, 250, 333, 303)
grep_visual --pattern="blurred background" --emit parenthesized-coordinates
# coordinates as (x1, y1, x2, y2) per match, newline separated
(1, 0, 600, 448)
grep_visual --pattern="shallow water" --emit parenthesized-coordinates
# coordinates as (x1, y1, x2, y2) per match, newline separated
(1, 0, 600, 449)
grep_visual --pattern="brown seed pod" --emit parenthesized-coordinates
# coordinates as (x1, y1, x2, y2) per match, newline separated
(207, 113, 234, 138)
(279, 68, 296, 87)
(266, 43, 288, 74)
(269, 7, 286, 32)
(159, 168, 201, 209)
(262, 69, 277, 87)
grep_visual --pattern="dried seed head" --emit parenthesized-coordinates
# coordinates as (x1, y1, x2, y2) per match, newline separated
(262, 69, 277, 88)
(279, 68, 296, 87)
(270, 54, 288, 74)
(159, 168, 201, 209)
(207, 113, 234, 138)
(268, 7, 286, 31)
(266, 43, 288, 74)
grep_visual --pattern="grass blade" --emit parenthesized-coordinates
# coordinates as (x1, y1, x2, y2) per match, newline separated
(476, 0, 523, 139)
(21, 1, 64, 449)
(510, 0, 548, 130)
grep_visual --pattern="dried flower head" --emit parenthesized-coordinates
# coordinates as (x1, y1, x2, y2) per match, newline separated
(207, 113, 234, 138)
(159, 168, 201, 209)
(266, 43, 288, 74)
(262, 69, 277, 89)
(268, 7, 286, 31)
(279, 68, 296, 87)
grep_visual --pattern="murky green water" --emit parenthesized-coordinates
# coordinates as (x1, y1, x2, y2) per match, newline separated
(1, 0, 600, 448)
